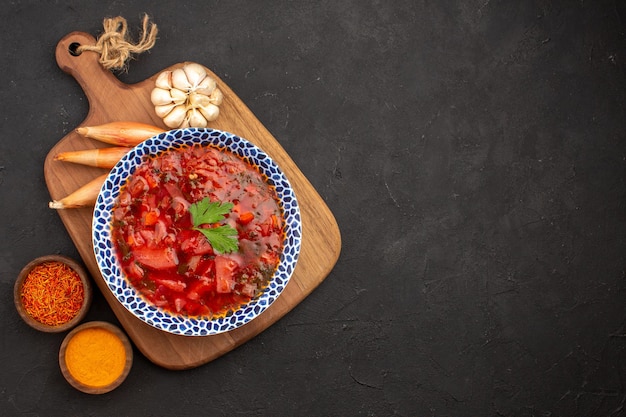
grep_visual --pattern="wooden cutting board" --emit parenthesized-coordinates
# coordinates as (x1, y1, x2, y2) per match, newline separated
(44, 32, 341, 370)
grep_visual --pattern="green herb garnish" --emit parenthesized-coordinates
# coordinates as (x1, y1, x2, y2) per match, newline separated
(189, 197, 239, 254)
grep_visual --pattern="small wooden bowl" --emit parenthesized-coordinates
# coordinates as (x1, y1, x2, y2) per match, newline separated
(14, 255, 92, 333)
(59, 321, 133, 394)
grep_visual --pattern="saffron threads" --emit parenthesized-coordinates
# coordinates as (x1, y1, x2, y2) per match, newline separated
(20, 261, 85, 326)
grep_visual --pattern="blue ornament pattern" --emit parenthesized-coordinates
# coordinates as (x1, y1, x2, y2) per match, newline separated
(92, 128, 302, 336)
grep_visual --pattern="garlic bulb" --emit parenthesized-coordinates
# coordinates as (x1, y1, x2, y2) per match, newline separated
(150, 63, 223, 128)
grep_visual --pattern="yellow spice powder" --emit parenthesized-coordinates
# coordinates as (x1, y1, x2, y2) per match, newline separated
(65, 327, 126, 387)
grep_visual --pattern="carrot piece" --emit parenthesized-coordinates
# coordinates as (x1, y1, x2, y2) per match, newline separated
(238, 212, 254, 225)
(143, 211, 159, 226)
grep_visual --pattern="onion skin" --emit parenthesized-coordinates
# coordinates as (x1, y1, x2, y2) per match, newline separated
(51, 121, 168, 209)
(76, 121, 165, 147)
(54, 147, 131, 169)
(48, 174, 108, 210)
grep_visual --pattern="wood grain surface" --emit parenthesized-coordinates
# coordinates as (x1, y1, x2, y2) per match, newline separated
(43, 32, 341, 370)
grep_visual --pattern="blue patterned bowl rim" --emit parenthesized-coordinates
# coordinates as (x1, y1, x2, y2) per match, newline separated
(92, 128, 302, 336)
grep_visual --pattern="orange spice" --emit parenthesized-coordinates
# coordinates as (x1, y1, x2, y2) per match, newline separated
(64, 327, 127, 387)
(20, 261, 84, 326)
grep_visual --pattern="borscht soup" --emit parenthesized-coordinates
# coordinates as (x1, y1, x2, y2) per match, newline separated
(110, 143, 284, 318)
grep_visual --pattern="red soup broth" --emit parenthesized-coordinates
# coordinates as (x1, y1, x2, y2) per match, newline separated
(111, 144, 284, 318)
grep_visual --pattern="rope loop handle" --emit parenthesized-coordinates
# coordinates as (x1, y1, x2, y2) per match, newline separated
(77, 14, 158, 71)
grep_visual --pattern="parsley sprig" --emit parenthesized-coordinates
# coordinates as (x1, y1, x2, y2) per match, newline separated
(189, 197, 239, 254)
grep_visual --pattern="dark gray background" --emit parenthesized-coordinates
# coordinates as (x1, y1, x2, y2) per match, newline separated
(1, 1, 625, 416)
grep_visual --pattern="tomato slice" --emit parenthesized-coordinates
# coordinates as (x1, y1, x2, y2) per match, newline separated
(186, 280, 212, 301)
(154, 278, 187, 292)
(215, 255, 237, 293)
(180, 231, 215, 255)
(133, 247, 179, 270)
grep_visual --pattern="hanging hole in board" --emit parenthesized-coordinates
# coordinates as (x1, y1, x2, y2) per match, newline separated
(68, 42, 82, 57)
